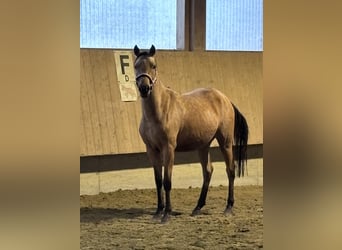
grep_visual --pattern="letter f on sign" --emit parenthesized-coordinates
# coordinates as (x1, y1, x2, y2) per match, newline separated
(120, 55, 129, 74)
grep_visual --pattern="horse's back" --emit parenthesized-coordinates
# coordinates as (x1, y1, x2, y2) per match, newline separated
(181, 87, 231, 114)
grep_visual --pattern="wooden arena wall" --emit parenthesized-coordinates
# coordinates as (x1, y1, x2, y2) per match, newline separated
(80, 49, 262, 157)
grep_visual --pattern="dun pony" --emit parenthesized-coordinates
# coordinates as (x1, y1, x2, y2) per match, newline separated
(134, 45, 248, 223)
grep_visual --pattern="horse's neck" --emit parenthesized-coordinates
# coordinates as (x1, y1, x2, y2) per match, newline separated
(141, 81, 168, 121)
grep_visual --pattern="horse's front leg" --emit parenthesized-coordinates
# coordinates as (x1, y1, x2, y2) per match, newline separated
(161, 144, 175, 223)
(153, 165, 164, 218)
(146, 147, 164, 219)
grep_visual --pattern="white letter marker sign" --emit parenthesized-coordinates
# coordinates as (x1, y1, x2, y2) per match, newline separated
(113, 51, 137, 102)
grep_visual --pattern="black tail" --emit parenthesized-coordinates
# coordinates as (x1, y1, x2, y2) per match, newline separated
(232, 103, 249, 177)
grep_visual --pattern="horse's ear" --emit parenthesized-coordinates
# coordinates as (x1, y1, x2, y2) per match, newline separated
(149, 45, 156, 56)
(134, 45, 140, 56)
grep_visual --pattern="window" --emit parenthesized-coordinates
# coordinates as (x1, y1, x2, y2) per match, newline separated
(80, 0, 177, 49)
(80, 0, 263, 51)
(206, 0, 263, 51)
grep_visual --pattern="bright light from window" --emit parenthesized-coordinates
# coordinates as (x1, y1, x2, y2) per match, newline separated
(80, 0, 263, 51)
(80, 0, 177, 49)
(206, 0, 263, 51)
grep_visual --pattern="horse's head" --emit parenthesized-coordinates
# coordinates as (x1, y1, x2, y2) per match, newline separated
(133, 45, 157, 98)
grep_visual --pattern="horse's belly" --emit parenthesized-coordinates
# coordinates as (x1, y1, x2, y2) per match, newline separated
(175, 141, 210, 152)
(175, 129, 216, 152)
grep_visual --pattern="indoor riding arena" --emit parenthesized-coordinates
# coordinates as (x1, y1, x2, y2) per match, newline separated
(80, 0, 263, 249)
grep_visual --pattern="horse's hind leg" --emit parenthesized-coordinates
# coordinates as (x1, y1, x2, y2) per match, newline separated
(192, 146, 213, 216)
(217, 136, 235, 215)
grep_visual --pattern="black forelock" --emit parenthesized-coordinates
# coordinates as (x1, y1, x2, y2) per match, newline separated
(135, 51, 152, 60)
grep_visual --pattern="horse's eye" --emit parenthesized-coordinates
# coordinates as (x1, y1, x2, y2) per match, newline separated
(151, 65, 157, 69)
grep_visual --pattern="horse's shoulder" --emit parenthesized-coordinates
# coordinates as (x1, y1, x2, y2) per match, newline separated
(165, 86, 181, 100)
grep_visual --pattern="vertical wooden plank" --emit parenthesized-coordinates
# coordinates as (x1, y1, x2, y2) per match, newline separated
(116, 100, 135, 154)
(216, 52, 227, 92)
(209, 52, 224, 92)
(256, 53, 263, 142)
(102, 51, 119, 154)
(171, 52, 184, 92)
(84, 50, 103, 155)
(90, 50, 119, 155)
(181, 52, 190, 93)
(245, 53, 258, 142)
(80, 50, 96, 155)
(184, 52, 194, 90)
(191, 52, 205, 88)
(80, 98, 87, 156)
(125, 101, 142, 153)
(251, 53, 263, 143)
(80, 50, 88, 156)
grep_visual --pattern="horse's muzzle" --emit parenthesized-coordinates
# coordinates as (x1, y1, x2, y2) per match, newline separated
(138, 84, 151, 98)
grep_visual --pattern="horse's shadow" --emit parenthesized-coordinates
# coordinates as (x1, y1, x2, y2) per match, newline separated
(80, 207, 155, 223)
(80, 207, 184, 223)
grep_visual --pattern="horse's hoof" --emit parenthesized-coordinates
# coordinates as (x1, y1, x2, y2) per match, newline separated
(224, 206, 234, 216)
(161, 213, 171, 224)
(152, 213, 162, 221)
(152, 211, 163, 221)
(191, 208, 202, 216)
